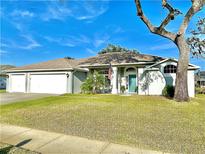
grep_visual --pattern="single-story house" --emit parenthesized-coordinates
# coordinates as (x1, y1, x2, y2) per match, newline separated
(195, 71, 205, 87)
(0, 65, 15, 89)
(6, 52, 199, 97)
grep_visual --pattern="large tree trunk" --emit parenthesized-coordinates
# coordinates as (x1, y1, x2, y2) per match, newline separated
(174, 36, 190, 102)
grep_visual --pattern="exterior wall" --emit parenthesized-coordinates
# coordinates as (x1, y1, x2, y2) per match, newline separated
(6, 60, 196, 96)
(138, 68, 166, 95)
(187, 70, 195, 97)
(159, 60, 195, 97)
(111, 67, 118, 94)
(7, 71, 76, 94)
(113, 66, 138, 94)
(73, 71, 87, 93)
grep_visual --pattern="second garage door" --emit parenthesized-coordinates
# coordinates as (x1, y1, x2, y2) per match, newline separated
(30, 74, 67, 94)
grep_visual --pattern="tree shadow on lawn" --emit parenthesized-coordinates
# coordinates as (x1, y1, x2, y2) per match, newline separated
(0, 139, 33, 154)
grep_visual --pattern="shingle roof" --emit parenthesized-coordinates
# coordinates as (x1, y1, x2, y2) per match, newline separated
(0, 65, 15, 74)
(7, 58, 85, 71)
(7, 52, 164, 71)
(79, 52, 164, 66)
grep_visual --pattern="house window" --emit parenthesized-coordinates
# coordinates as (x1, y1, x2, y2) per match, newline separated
(98, 69, 111, 87)
(164, 65, 177, 73)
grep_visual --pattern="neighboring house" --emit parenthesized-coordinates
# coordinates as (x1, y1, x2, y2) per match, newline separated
(195, 71, 205, 87)
(0, 65, 15, 89)
(6, 52, 199, 97)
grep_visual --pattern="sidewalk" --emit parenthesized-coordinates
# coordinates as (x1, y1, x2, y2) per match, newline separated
(0, 124, 168, 154)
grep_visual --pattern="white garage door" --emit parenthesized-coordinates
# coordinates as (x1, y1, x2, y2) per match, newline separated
(30, 74, 67, 94)
(10, 74, 26, 92)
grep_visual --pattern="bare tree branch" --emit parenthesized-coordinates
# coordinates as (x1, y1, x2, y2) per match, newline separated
(159, 0, 181, 30)
(135, 0, 177, 41)
(178, 0, 205, 35)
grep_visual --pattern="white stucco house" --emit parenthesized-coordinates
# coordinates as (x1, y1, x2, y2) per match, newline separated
(6, 52, 199, 97)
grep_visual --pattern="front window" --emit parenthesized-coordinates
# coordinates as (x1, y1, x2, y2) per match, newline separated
(164, 65, 177, 73)
(98, 69, 111, 89)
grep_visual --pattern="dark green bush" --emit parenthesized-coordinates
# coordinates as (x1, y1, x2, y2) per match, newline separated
(120, 86, 126, 93)
(162, 85, 175, 98)
(81, 71, 105, 94)
(195, 87, 205, 94)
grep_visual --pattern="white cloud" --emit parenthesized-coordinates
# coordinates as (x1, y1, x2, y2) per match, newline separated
(44, 36, 75, 47)
(93, 34, 110, 48)
(1, 42, 8, 48)
(71, 35, 90, 44)
(41, 5, 72, 21)
(113, 27, 124, 33)
(0, 49, 8, 55)
(86, 48, 96, 55)
(11, 10, 34, 18)
(14, 22, 24, 31)
(150, 42, 176, 50)
(1, 35, 41, 52)
(19, 35, 41, 50)
(75, 2, 108, 20)
(41, 1, 109, 21)
(44, 35, 90, 47)
(44, 36, 60, 43)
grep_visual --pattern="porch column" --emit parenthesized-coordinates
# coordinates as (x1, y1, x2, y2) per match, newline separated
(111, 67, 118, 94)
(26, 73, 30, 93)
(67, 71, 73, 93)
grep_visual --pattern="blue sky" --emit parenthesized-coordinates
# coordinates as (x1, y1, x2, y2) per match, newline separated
(1, 0, 205, 70)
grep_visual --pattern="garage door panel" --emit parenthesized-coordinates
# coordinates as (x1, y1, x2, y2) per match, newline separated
(30, 74, 67, 94)
(10, 74, 26, 92)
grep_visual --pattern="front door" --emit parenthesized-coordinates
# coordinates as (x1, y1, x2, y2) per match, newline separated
(129, 75, 136, 93)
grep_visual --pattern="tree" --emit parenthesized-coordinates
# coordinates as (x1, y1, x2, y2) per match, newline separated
(98, 44, 139, 54)
(187, 18, 205, 58)
(134, 0, 205, 101)
(81, 71, 105, 94)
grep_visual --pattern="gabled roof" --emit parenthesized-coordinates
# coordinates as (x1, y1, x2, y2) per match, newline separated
(6, 52, 164, 72)
(145, 58, 199, 70)
(6, 52, 199, 72)
(79, 52, 164, 67)
(6, 58, 86, 72)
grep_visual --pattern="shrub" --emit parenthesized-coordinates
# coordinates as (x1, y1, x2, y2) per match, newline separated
(135, 86, 138, 93)
(196, 87, 205, 94)
(81, 75, 93, 94)
(120, 86, 126, 93)
(81, 71, 105, 94)
(162, 85, 175, 98)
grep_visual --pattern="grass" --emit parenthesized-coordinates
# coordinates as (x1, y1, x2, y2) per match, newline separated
(0, 89, 6, 93)
(0, 94, 205, 153)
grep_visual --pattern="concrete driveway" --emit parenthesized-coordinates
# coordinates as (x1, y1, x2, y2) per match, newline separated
(0, 93, 56, 105)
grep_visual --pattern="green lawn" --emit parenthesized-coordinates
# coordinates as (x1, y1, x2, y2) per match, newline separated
(0, 89, 6, 93)
(0, 94, 205, 153)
